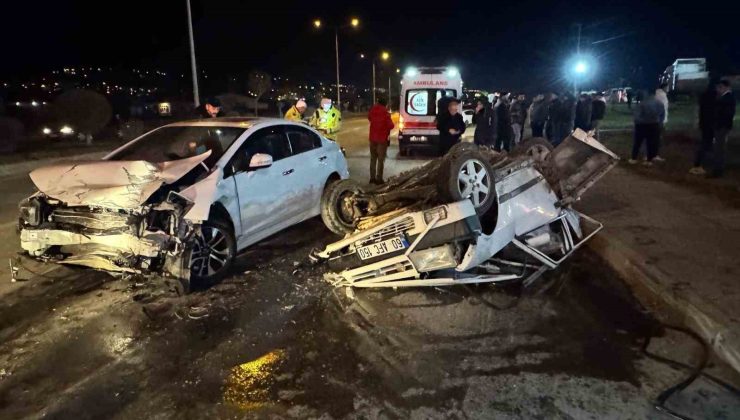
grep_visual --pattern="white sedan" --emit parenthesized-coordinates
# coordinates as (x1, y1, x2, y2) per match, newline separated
(18, 118, 349, 290)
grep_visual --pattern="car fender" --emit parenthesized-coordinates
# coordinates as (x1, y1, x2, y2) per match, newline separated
(179, 169, 239, 233)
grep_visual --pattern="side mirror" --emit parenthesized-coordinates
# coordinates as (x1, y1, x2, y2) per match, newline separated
(248, 153, 273, 170)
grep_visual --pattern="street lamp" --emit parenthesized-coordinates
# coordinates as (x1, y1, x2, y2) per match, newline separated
(362, 51, 392, 104)
(567, 55, 593, 94)
(312, 17, 360, 108)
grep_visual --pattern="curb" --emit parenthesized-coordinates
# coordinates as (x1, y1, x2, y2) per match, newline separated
(0, 151, 106, 178)
(588, 234, 740, 374)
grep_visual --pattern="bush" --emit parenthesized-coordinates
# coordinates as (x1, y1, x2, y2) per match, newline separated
(0, 117, 25, 154)
(54, 89, 112, 137)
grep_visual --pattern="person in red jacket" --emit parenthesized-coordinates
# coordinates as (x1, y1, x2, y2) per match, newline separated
(367, 98, 395, 184)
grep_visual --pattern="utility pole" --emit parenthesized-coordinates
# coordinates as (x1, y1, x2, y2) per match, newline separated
(372, 61, 376, 104)
(575, 23, 582, 95)
(186, 0, 200, 107)
(335, 29, 341, 108)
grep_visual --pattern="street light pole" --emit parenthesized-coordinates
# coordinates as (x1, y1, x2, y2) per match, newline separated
(335, 28, 340, 107)
(186, 0, 200, 107)
(372, 61, 376, 104)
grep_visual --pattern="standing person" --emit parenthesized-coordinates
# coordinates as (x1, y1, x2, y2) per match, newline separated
(544, 93, 558, 141)
(510, 94, 527, 146)
(436, 98, 466, 155)
(194, 97, 223, 118)
(473, 98, 494, 146)
(529, 94, 548, 137)
(367, 98, 395, 184)
(689, 84, 717, 175)
(629, 90, 665, 165)
(284, 99, 307, 121)
(574, 93, 593, 132)
(549, 93, 575, 146)
(310, 98, 342, 140)
(653, 83, 670, 162)
(590, 92, 607, 139)
(709, 79, 736, 177)
(626, 89, 633, 109)
(494, 94, 512, 151)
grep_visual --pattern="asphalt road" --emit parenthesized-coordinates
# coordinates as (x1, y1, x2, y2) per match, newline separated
(0, 118, 738, 419)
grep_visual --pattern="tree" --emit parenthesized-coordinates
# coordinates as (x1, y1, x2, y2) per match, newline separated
(54, 89, 112, 143)
(247, 70, 272, 117)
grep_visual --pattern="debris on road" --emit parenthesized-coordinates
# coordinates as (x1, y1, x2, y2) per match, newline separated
(314, 129, 619, 289)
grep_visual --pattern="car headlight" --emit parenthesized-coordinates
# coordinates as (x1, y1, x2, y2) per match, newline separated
(19, 198, 43, 227)
(409, 244, 457, 272)
(60, 125, 74, 135)
(42, 127, 52, 135)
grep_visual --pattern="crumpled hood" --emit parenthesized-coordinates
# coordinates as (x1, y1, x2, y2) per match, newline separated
(29, 151, 212, 210)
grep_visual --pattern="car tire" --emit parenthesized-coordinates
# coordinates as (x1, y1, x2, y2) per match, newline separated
(510, 137, 554, 163)
(321, 179, 363, 236)
(437, 148, 496, 216)
(189, 218, 236, 290)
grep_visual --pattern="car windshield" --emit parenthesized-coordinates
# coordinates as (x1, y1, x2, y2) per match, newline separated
(108, 126, 245, 163)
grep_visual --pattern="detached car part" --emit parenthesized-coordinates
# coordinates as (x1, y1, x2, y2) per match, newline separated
(315, 129, 618, 288)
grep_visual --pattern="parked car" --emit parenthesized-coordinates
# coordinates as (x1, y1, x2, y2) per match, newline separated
(18, 118, 349, 290)
(313, 130, 618, 288)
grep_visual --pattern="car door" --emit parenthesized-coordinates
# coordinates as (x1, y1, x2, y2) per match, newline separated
(226, 125, 297, 244)
(284, 125, 329, 218)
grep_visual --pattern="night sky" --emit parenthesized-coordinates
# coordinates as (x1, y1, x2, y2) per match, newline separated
(4, 0, 738, 92)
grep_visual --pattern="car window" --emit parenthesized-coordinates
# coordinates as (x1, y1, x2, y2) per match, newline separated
(405, 89, 457, 116)
(109, 126, 245, 163)
(285, 126, 322, 155)
(228, 126, 291, 174)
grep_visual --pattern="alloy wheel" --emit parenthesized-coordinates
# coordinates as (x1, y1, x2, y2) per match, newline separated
(457, 159, 491, 208)
(191, 225, 233, 278)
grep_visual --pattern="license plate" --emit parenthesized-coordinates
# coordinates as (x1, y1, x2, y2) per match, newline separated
(356, 236, 408, 260)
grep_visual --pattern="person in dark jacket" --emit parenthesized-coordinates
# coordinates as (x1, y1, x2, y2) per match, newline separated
(590, 92, 607, 138)
(689, 84, 717, 175)
(629, 90, 665, 165)
(709, 79, 736, 177)
(494, 94, 513, 151)
(473, 98, 494, 146)
(194, 97, 224, 118)
(529, 94, 548, 137)
(367, 98, 395, 184)
(436, 98, 466, 155)
(574, 94, 593, 131)
(548, 93, 575, 146)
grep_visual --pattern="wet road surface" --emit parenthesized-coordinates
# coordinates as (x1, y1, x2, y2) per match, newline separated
(1, 119, 739, 418)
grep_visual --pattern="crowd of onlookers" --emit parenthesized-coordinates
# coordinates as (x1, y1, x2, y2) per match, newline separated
(468, 91, 607, 152)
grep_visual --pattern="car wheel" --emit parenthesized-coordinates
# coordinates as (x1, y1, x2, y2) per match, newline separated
(510, 137, 554, 163)
(189, 218, 236, 289)
(438, 149, 496, 216)
(321, 179, 363, 236)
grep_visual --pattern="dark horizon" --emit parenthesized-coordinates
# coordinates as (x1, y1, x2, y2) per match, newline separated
(3, 0, 738, 92)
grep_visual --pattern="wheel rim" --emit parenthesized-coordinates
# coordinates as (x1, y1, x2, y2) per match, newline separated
(337, 190, 357, 226)
(457, 159, 491, 208)
(527, 144, 551, 162)
(191, 225, 232, 278)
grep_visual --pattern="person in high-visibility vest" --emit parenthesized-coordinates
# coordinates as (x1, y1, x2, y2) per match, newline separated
(284, 99, 307, 122)
(310, 98, 342, 140)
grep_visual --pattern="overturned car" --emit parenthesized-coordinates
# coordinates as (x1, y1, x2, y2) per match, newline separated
(314, 129, 618, 288)
(18, 118, 349, 290)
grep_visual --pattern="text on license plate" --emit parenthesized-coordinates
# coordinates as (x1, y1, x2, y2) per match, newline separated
(356, 236, 408, 260)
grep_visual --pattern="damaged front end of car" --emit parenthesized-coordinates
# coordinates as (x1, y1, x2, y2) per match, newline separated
(17, 153, 217, 286)
(314, 129, 618, 289)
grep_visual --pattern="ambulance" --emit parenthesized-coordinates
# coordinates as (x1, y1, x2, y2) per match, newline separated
(398, 66, 463, 156)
